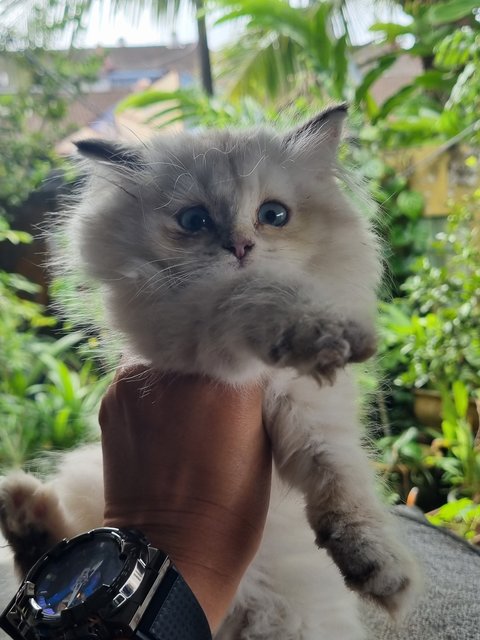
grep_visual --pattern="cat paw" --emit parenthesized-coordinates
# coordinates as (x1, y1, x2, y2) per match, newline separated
(268, 317, 376, 384)
(0, 472, 66, 577)
(342, 321, 377, 363)
(314, 516, 418, 617)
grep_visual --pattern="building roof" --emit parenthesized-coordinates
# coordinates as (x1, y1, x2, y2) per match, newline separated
(77, 43, 198, 75)
(49, 44, 198, 153)
(55, 71, 185, 155)
(353, 44, 423, 104)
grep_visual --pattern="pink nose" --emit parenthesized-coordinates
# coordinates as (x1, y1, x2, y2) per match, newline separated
(224, 238, 255, 260)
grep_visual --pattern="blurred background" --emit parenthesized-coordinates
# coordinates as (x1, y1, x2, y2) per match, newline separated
(0, 0, 479, 542)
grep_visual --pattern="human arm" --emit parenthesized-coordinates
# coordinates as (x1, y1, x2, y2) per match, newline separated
(99, 366, 271, 633)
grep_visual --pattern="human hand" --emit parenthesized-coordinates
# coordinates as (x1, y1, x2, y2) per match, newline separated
(99, 366, 271, 632)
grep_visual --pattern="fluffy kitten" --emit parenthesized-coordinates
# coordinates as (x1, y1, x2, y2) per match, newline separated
(0, 105, 418, 639)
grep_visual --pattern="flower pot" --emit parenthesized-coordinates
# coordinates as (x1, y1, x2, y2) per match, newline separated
(413, 389, 479, 432)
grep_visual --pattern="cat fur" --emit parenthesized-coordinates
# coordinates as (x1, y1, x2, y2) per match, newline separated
(0, 106, 419, 639)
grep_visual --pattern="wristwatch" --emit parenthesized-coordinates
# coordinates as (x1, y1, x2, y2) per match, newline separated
(0, 527, 212, 640)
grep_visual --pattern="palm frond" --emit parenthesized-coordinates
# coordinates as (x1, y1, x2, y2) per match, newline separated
(215, 0, 354, 102)
(218, 31, 307, 102)
(0, 0, 193, 44)
(109, 0, 191, 26)
(215, 0, 311, 47)
(118, 87, 275, 129)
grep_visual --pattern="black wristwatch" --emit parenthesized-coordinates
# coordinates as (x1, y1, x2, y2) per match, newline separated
(0, 527, 212, 640)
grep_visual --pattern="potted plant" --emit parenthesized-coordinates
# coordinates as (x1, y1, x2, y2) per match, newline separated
(424, 381, 480, 543)
(382, 195, 480, 431)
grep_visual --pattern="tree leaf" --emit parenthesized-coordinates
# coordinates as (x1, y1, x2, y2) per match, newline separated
(332, 33, 348, 99)
(369, 22, 413, 41)
(355, 54, 397, 105)
(452, 380, 469, 419)
(425, 0, 479, 25)
(375, 84, 417, 121)
(397, 191, 424, 219)
(413, 70, 451, 90)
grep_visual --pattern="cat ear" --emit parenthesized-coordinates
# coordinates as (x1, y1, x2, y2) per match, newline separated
(74, 139, 143, 170)
(284, 104, 348, 161)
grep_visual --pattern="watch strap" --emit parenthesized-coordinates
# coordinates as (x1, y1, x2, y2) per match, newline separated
(136, 565, 212, 640)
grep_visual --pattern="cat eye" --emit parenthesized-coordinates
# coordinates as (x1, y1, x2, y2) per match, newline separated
(258, 201, 289, 227)
(177, 206, 213, 232)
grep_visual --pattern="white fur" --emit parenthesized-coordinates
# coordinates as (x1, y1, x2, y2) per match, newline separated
(1, 110, 419, 638)
(11, 446, 366, 639)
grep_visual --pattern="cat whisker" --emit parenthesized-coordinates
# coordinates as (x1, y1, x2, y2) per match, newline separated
(140, 271, 194, 301)
(135, 261, 197, 287)
(193, 145, 232, 163)
(144, 250, 196, 262)
(145, 258, 199, 271)
(130, 262, 199, 301)
(167, 152, 190, 172)
(162, 271, 197, 292)
(130, 272, 171, 301)
(150, 192, 178, 210)
(238, 154, 266, 178)
(137, 184, 147, 226)
(143, 150, 190, 173)
(145, 160, 186, 172)
(172, 171, 195, 196)
(93, 175, 139, 200)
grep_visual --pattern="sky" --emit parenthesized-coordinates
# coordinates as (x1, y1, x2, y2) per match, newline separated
(66, 0, 406, 50)
(2, 0, 408, 51)
(63, 1, 240, 50)
(75, 1, 200, 48)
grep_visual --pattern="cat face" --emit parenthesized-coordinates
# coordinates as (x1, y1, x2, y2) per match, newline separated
(70, 106, 379, 314)
(128, 132, 334, 280)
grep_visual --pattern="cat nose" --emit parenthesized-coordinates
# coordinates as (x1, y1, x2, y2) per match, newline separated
(224, 238, 255, 260)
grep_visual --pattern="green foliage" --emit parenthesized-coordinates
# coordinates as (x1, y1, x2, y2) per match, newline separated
(0, 85, 59, 217)
(119, 87, 329, 131)
(375, 425, 434, 504)
(0, 23, 109, 470)
(3, 0, 480, 520)
(376, 195, 480, 508)
(346, 138, 429, 296)
(394, 197, 480, 393)
(213, 0, 354, 102)
(0, 219, 111, 471)
(119, 89, 279, 129)
(0, 32, 101, 220)
(426, 382, 480, 500)
(374, 380, 480, 508)
(427, 498, 480, 542)
(366, 4, 480, 147)
(373, 174, 428, 296)
(426, 1, 479, 25)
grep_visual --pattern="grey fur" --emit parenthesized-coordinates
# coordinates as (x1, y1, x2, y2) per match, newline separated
(1, 108, 419, 639)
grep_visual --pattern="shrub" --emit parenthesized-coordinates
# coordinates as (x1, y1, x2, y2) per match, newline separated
(0, 220, 111, 471)
(391, 195, 480, 395)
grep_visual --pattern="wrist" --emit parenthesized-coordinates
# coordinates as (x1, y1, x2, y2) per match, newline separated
(102, 513, 247, 631)
(0, 527, 213, 640)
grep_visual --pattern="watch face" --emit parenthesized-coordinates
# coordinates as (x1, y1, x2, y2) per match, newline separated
(34, 535, 126, 616)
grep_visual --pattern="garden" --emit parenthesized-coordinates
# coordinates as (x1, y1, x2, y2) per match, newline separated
(0, 0, 479, 543)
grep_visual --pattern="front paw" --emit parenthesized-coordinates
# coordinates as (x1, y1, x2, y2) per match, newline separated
(342, 321, 377, 363)
(314, 515, 418, 616)
(0, 472, 65, 577)
(268, 317, 376, 384)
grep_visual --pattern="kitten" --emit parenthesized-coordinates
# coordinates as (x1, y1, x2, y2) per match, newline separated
(0, 105, 418, 639)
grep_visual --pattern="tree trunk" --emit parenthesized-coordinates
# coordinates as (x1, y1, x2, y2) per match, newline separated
(195, 0, 214, 96)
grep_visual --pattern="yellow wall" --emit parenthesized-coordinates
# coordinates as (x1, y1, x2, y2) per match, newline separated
(385, 145, 480, 217)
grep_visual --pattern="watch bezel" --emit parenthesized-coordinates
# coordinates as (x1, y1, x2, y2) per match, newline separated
(1, 527, 168, 639)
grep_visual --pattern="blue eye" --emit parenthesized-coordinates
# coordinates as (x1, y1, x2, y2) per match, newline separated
(258, 201, 289, 227)
(177, 206, 213, 232)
